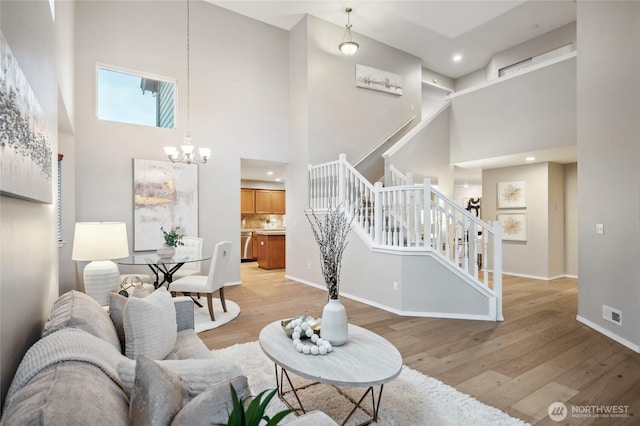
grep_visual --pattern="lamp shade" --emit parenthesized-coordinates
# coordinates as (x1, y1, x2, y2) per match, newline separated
(72, 222, 129, 261)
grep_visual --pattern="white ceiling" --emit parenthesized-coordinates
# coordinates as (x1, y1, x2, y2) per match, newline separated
(206, 0, 576, 79)
(219, 1, 578, 184)
(241, 158, 287, 183)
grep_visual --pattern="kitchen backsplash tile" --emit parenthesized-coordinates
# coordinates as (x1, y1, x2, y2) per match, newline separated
(241, 214, 284, 230)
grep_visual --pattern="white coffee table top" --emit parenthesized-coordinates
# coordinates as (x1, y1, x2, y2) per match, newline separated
(259, 320, 402, 388)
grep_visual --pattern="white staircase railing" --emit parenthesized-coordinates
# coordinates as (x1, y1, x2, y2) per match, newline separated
(309, 153, 503, 320)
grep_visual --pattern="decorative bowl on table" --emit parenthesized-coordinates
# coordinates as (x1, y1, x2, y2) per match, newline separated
(281, 316, 321, 339)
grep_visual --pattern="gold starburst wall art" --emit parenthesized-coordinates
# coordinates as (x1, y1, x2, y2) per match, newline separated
(497, 213, 527, 241)
(497, 180, 526, 208)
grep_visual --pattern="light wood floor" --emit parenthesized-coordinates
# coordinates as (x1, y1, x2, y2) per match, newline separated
(200, 263, 640, 425)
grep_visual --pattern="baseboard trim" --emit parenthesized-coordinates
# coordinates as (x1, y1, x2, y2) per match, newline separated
(501, 271, 579, 281)
(576, 315, 640, 353)
(286, 274, 497, 322)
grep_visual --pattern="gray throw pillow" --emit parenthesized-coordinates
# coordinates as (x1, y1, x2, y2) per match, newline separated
(170, 376, 249, 426)
(129, 355, 188, 426)
(109, 292, 128, 350)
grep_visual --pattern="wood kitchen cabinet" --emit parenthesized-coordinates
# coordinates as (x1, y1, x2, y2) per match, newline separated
(240, 189, 255, 214)
(254, 190, 286, 214)
(256, 232, 285, 270)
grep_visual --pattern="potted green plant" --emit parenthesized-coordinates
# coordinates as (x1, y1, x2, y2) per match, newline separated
(221, 385, 294, 426)
(158, 226, 184, 259)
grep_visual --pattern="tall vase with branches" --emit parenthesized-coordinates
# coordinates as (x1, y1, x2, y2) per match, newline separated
(305, 203, 354, 345)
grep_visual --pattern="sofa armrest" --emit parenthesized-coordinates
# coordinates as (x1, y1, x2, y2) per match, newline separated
(174, 296, 195, 331)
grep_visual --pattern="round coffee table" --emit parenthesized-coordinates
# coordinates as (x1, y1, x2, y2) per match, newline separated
(259, 320, 402, 425)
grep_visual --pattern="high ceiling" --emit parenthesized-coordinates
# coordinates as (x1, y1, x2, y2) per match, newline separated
(216, 1, 578, 185)
(207, 1, 576, 79)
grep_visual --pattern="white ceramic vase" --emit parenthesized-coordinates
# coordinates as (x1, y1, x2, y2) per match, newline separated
(157, 243, 176, 259)
(320, 298, 348, 346)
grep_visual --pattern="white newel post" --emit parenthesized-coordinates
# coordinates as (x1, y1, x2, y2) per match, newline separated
(493, 221, 503, 321)
(423, 178, 431, 250)
(374, 182, 383, 245)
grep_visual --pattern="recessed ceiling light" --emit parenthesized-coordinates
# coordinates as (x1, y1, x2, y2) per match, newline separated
(463, 183, 469, 188)
(275, 178, 282, 182)
(453, 54, 462, 62)
(267, 171, 274, 175)
(526, 156, 536, 161)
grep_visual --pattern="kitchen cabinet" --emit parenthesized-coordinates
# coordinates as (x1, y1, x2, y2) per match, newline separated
(256, 231, 285, 270)
(241, 189, 255, 214)
(252, 232, 258, 259)
(251, 190, 286, 214)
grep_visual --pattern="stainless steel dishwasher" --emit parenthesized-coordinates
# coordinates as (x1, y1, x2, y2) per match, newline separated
(240, 231, 253, 262)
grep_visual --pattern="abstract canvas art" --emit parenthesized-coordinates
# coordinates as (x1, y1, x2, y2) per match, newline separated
(498, 213, 527, 241)
(0, 33, 53, 204)
(355, 64, 403, 95)
(133, 159, 198, 251)
(497, 180, 526, 209)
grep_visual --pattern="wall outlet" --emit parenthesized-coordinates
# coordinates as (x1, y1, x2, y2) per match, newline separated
(307, 262, 311, 271)
(596, 223, 604, 235)
(393, 281, 398, 291)
(603, 305, 622, 326)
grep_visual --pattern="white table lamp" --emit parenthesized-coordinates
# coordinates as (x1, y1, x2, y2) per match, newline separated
(72, 222, 129, 305)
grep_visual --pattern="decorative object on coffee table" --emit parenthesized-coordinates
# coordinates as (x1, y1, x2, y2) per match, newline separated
(158, 226, 184, 259)
(305, 204, 353, 346)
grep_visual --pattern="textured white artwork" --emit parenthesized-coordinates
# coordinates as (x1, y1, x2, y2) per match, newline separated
(498, 213, 527, 241)
(497, 180, 526, 209)
(133, 159, 198, 251)
(355, 64, 403, 95)
(0, 33, 53, 203)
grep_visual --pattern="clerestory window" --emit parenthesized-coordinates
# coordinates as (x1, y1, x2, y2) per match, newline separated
(97, 65, 176, 129)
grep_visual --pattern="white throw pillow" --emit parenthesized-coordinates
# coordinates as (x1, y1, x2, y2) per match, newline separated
(124, 287, 177, 360)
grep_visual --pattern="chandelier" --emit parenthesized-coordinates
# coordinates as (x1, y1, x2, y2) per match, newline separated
(164, 0, 211, 165)
(338, 7, 359, 56)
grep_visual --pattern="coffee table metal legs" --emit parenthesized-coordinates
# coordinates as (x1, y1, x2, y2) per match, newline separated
(274, 364, 384, 425)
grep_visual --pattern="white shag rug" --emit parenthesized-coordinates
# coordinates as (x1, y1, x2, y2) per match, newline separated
(193, 298, 240, 333)
(210, 341, 529, 426)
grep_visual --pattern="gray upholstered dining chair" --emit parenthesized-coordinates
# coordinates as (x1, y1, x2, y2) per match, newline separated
(169, 241, 231, 321)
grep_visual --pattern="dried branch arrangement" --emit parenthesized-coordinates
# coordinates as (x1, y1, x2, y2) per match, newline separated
(305, 203, 354, 300)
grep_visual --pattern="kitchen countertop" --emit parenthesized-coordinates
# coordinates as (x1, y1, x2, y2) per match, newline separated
(254, 230, 286, 236)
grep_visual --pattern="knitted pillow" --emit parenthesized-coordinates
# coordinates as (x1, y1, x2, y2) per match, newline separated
(124, 287, 177, 360)
(43, 290, 121, 352)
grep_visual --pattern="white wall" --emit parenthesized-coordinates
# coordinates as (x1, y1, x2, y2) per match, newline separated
(482, 162, 566, 280)
(577, 1, 640, 350)
(287, 15, 424, 290)
(384, 108, 454, 196)
(564, 163, 578, 278)
(450, 56, 576, 164)
(306, 15, 422, 165)
(454, 22, 577, 92)
(486, 22, 576, 81)
(72, 0, 290, 284)
(0, 0, 61, 407)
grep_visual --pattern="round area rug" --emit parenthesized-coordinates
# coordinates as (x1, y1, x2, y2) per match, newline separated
(193, 298, 240, 333)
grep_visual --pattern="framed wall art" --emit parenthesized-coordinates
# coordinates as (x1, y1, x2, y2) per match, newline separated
(0, 33, 53, 204)
(355, 64, 403, 96)
(497, 180, 526, 209)
(133, 159, 198, 251)
(498, 212, 527, 242)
